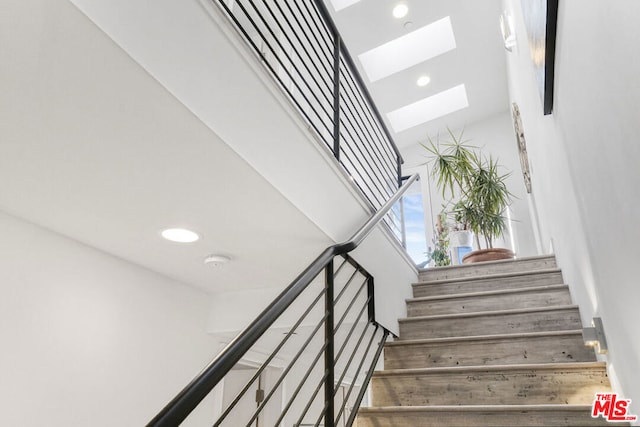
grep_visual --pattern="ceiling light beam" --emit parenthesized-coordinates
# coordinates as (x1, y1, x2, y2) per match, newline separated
(386, 84, 469, 133)
(358, 17, 457, 82)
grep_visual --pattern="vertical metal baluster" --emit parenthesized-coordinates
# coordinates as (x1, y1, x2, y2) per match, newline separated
(345, 329, 390, 427)
(366, 275, 375, 323)
(324, 259, 335, 427)
(333, 36, 341, 160)
(399, 196, 407, 249)
(397, 155, 407, 247)
(396, 155, 403, 189)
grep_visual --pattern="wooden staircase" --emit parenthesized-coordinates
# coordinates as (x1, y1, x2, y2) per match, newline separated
(357, 255, 625, 426)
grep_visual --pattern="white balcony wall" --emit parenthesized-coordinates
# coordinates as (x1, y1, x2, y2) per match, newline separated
(65, 0, 416, 333)
(503, 0, 640, 414)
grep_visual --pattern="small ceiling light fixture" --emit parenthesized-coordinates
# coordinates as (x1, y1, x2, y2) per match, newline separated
(161, 228, 200, 243)
(416, 75, 431, 87)
(204, 254, 232, 267)
(392, 3, 409, 19)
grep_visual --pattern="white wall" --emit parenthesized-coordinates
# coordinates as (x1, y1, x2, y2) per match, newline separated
(0, 211, 218, 427)
(504, 0, 640, 417)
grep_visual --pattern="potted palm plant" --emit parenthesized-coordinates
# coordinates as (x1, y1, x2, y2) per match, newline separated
(424, 129, 515, 263)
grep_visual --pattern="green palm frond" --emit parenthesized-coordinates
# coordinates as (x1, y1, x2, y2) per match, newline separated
(424, 128, 513, 249)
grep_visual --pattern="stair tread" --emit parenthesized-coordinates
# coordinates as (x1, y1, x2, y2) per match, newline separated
(386, 329, 584, 346)
(373, 361, 606, 376)
(360, 404, 596, 413)
(413, 268, 561, 286)
(358, 404, 623, 426)
(407, 284, 568, 303)
(360, 257, 618, 426)
(399, 304, 579, 322)
(417, 254, 557, 274)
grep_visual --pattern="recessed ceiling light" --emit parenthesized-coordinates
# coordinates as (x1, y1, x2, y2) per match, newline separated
(161, 228, 200, 243)
(417, 75, 431, 87)
(393, 3, 409, 19)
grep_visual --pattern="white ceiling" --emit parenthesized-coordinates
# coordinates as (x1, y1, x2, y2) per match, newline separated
(326, 0, 510, 157)
(0, 0, 332, 294)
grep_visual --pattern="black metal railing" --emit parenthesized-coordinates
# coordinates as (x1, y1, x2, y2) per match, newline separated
(147, 174, 418, 427)
(215, 0, 404, 239)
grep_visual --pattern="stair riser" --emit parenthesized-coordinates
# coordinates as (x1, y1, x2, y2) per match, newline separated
(407, 287, 571, 316)
(357, 410, 617, 427)
(399, 308, 581, 340)
(371, 368, 610, 406)
(413, 271, 564, 298)
(419, 256, 557, 281)
(385, 334, 596, 369)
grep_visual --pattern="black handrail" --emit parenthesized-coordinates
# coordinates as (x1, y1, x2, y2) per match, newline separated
(147, 173, 418, 426)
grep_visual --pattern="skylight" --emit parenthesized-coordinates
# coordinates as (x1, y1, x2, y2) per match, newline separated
(329, 0, 362, 12)
(358, 17, 456, 82)
(386, 84, 469, 132)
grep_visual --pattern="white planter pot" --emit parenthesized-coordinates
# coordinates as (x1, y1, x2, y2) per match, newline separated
(449, 230, 474, 248)
(449, 230, 474, 265)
